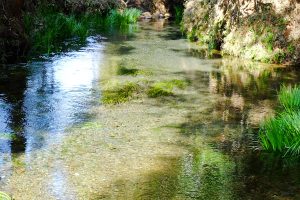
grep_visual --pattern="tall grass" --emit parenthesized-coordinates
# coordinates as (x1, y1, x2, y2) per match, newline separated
(259, 85, 300, 156)
(106, 8, 141, 26)
(25, 6, 141, 55)
(278, 85, 300, 112)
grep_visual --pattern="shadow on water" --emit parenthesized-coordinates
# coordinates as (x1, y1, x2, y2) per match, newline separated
(0, 65, 28, 153)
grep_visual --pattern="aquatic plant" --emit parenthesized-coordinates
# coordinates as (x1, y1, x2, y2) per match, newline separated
(278, 85, 300, 112)
(116, 66, 139, 76)
(147, 79, 187, 98)
(24, 6, 141, 55)
(259, 85, 300, 156)
(106, 8, 141, 26)
(102, 82, 141, 104)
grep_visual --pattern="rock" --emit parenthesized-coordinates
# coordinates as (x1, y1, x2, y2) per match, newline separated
(141, 12, 152, 19)
(152, 11, 162, 18)
(164, 13, 171, 18)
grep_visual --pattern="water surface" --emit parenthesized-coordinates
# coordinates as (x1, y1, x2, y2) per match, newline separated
(1, 20, 300, 199)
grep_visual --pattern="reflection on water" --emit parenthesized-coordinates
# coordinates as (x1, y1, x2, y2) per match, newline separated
(0, 36, 103, 183)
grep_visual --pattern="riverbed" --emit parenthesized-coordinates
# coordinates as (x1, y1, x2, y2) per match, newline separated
(1, 20, 300, 199)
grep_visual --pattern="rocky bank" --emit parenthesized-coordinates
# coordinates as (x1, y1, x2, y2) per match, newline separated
(182, 0, 300, 64)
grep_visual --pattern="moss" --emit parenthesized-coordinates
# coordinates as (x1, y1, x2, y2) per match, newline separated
(147, 79, 187, 98)
(102, 82, 141, 104)
(116, 66, 139, 76)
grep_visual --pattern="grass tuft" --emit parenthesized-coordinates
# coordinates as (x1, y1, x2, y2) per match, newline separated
(106, 8, 141, 26)
(259, 85, 300, 156)
(278, 85, 300, 112)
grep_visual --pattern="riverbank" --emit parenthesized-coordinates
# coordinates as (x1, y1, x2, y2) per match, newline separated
(182, 0, 300, 65)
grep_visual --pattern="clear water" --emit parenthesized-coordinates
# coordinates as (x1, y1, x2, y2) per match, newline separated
(0, 20, 300, 199)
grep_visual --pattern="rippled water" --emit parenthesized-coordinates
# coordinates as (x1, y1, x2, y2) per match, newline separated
(0, 36, 103, 182)
(1, 20, 300, 199)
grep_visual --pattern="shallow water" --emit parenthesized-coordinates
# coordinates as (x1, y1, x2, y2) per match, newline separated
(1, 20, 300, 199)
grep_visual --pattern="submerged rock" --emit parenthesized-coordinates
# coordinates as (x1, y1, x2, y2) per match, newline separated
(141, 11, 152, 19)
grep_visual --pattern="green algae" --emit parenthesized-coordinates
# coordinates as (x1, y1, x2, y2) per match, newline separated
(102, 82, 141, 104)
(147, 79, 188, 98)
(116, 66, 139, 76)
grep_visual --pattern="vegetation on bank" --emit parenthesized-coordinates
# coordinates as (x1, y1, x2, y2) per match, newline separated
(182, 0, 300, 64)
(24, 5, 141, 55)
(259, 85, 300, 156)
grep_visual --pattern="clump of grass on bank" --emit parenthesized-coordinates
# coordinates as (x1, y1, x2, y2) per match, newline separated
(259, 85, 300, 156)
(147, 79, 187, 98)
(278, 85, 300, 111)
(106, 8, 141, 26)
(102, 82, 141, 104)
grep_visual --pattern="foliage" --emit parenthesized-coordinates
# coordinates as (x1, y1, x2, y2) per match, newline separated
(278, 85, 300, 112)
(259, 85, 300, 156)
(24, 5, 141, 55)
(106, 8, 141, 27)
(24, 5, 103, 54)
(174, 5, 184, 24)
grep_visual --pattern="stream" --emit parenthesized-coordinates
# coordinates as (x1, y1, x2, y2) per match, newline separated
(1, 20, 300, 199)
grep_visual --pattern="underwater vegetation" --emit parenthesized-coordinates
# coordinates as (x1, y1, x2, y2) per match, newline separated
(102, 81, 141, 104)
(147, 80, 187, 98)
